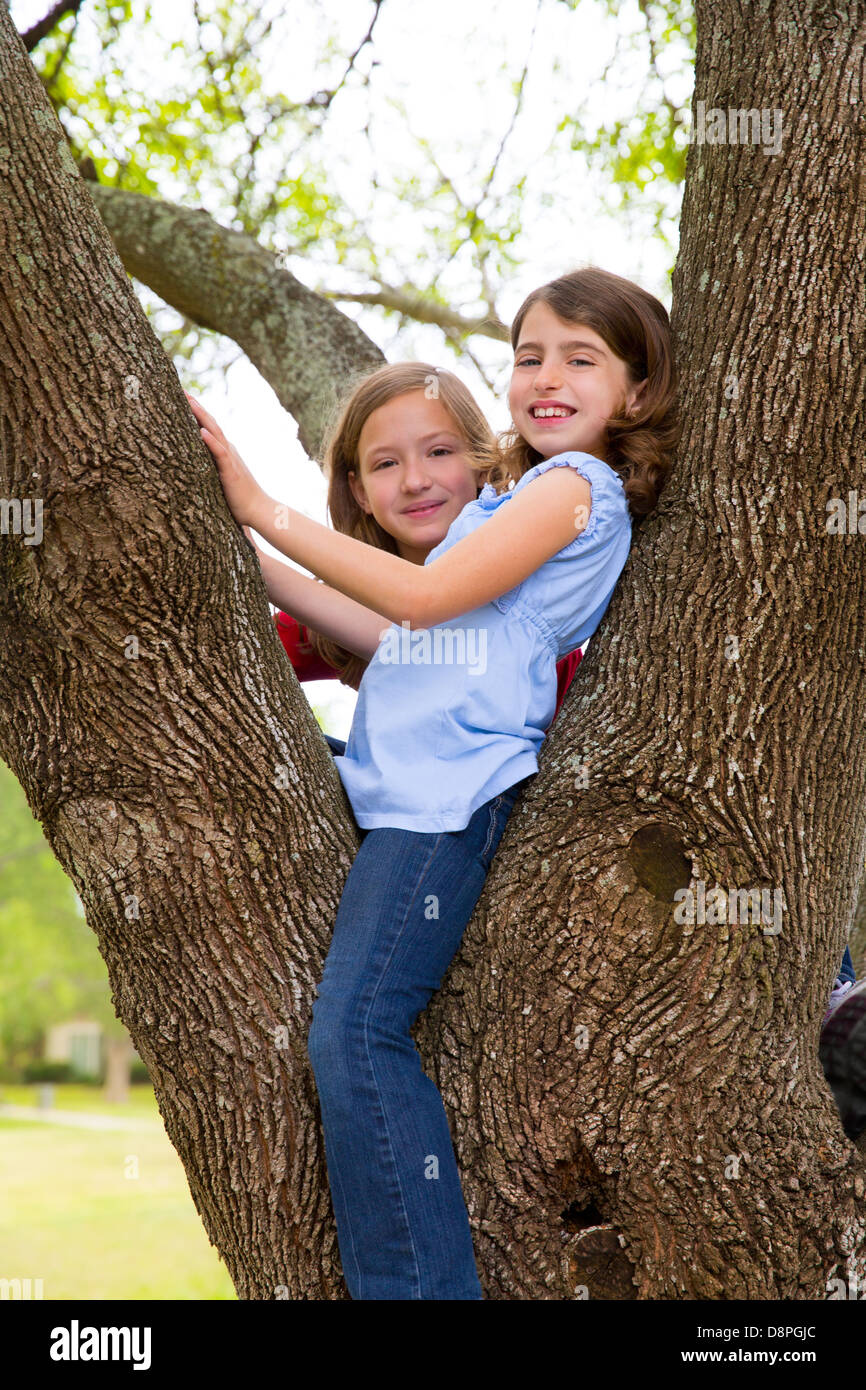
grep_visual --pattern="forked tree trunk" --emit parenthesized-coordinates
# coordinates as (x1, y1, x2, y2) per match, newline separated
(2, 3, 865, 1300)
(415, 1, 866, 1297)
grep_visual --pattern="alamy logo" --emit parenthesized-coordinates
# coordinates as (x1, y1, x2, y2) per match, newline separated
(49, 1320, 152, 1371)
(826, 491, 866, 534)
(0, 497, 43, 545)
(827, 1275, 866, 1300)
(0, 1276, 43, 1299)
(377, 620, 487, 676)
(689, 100, 783, 156)
(674, 880, 784, 935)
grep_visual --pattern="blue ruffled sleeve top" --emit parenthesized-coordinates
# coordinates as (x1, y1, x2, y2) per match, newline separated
(333, 451, 632, 831)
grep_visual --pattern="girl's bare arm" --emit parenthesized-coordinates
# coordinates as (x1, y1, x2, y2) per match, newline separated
(248, 466, 591, 630)
(246, 533, 391, 661)
(188, 393, 592, 631)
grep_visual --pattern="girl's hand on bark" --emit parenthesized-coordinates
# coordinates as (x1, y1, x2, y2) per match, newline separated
(185, 392, 266, 528)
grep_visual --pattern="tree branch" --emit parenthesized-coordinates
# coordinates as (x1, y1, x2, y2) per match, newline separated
(311, 0, 384, 110)
(324, 283, 509, 342)
(20, 0, 82, 52)
(86, 184, 385, 459)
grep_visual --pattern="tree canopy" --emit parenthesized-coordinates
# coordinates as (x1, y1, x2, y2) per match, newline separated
(19, 0, 693, 400)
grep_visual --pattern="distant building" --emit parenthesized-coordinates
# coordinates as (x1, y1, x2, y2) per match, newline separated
(44, 1019, 103, 1078)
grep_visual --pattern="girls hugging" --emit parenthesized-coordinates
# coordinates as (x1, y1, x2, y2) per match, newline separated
(187, 265, 862, 1300)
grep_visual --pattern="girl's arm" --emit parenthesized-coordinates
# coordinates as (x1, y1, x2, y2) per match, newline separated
(188, 394, 591, 630)
(246, 532, 391, 662)
(255, 469, 590, 631)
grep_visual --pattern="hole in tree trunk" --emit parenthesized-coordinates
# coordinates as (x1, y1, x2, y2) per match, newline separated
(627, 822, 692, 901)
(561, 1198, 605, 1231)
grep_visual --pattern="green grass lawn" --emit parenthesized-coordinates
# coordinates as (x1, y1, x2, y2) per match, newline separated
(0, 1082, 161, 1116)
(0, 1087, 236, 1299)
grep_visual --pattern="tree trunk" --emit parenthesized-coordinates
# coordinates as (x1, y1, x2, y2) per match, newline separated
(2, 2, 865, 1302)
(103, 1031, 134, 1104)
(0, 12, 357, 1298)
(414, 0, 866, 1298)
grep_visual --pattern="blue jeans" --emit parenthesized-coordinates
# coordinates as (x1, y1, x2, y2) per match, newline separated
(310, 734, 532, 1299)
(315, 736, 857, 1295)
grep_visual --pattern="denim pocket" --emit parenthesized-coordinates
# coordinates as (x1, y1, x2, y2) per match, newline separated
(476, 781, 530, 871)
(478, 793, 506, 870)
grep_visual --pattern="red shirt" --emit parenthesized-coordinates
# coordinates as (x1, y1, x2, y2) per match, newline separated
(274, 611, 583, 724)
(274, 611, 339, 683)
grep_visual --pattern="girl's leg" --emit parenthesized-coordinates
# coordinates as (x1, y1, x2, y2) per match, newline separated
(307, 778, 530, 1300)
(839, 944, 856, 986)
(823, 945, 857, 1025)
(323, 734, 347, 757)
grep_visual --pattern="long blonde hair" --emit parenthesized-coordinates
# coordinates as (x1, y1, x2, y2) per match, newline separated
(308, 363, 496, 687)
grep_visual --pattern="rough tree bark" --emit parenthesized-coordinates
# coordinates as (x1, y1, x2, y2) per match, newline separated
(0, 10, 358, 1299)
(2, 2, 865, 1301)
(851, 875, 866, 980)
(414, 0, 866, 1297)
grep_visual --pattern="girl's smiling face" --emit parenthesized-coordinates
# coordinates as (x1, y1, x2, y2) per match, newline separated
(349, 391, 481, 565)
(509, 301, 646, 463)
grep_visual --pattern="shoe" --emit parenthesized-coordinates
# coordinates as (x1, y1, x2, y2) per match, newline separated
(819, 978, 866, 1141)
(824, 977, 855, 1024)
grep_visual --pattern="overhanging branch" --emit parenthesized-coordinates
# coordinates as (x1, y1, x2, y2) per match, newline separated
(20, 0, 82, 51)
(87, 184, 385, 460)
(325, 283, 509, 342)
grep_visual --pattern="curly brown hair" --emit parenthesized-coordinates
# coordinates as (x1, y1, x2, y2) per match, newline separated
(307, 362, 495, 688)
(495, 266, 679, 518)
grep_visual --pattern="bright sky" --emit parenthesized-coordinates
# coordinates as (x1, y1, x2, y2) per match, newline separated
(11, 0, 689, 738)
